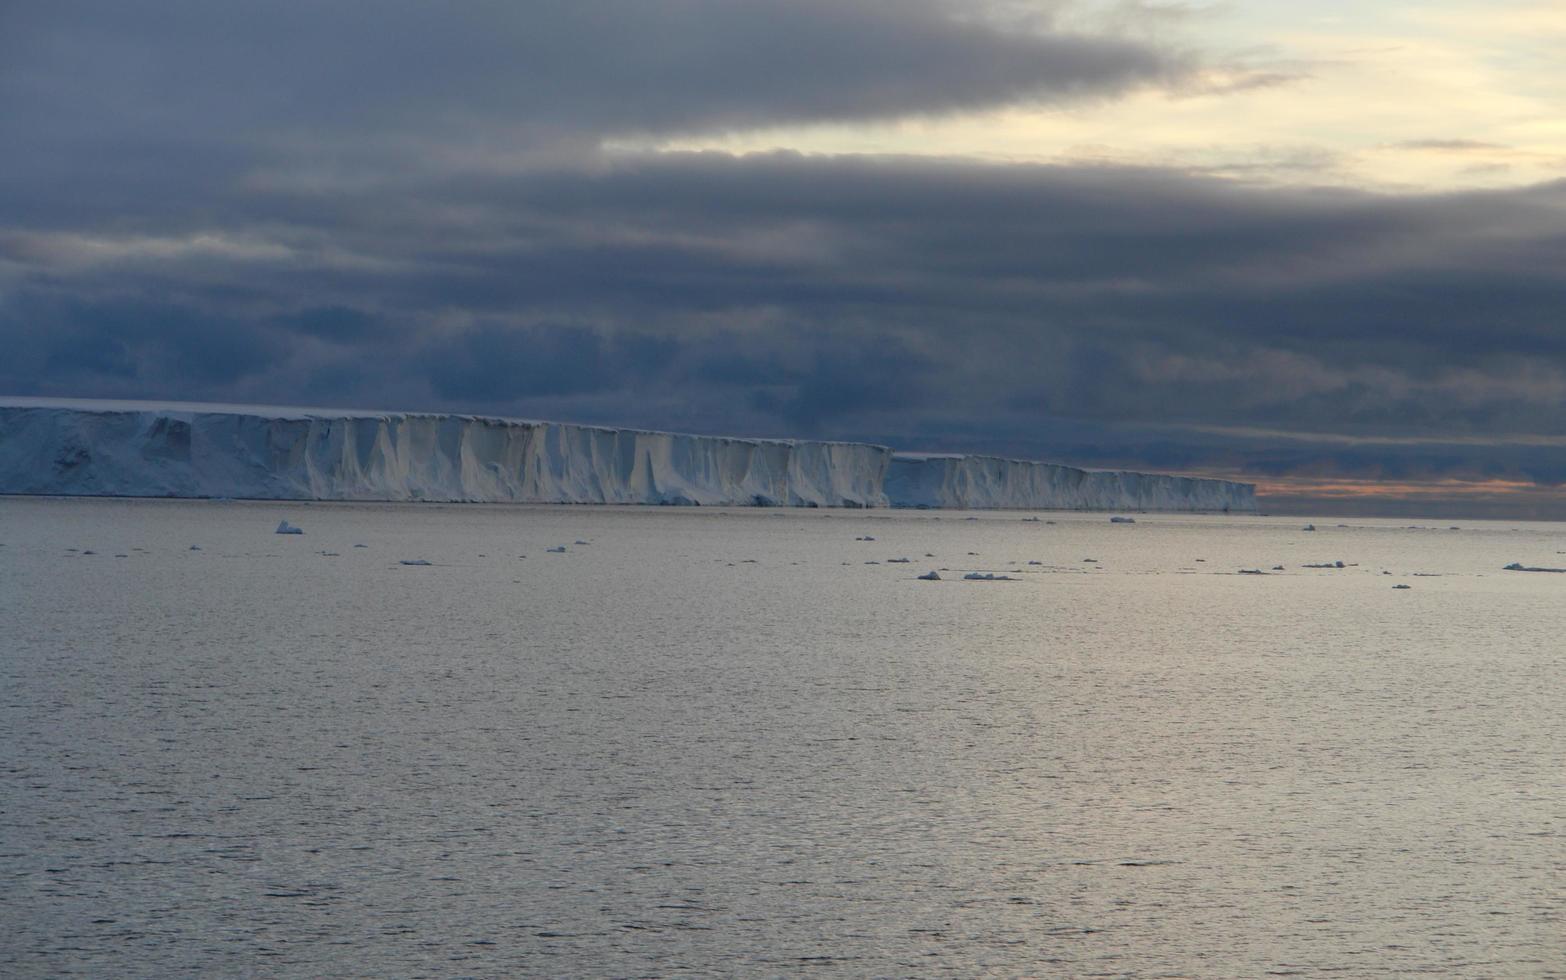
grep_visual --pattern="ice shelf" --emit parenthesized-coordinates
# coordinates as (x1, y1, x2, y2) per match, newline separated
(883, 452, 1255, 513)
(0, 398, 1255, 512)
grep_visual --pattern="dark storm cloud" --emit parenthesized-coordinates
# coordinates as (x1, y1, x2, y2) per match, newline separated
(1, 0, 1182, 160)
(6, 152, 1562, 462)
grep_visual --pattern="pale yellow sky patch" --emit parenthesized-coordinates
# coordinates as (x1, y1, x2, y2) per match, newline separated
(638, 1, 1565, 191)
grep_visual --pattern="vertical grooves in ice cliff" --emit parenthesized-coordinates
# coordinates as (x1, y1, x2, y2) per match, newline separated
(0, 400, 1254, 510)
(0, 402, 895, 507)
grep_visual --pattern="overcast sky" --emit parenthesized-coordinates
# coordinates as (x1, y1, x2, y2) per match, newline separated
(3, 1, 1564, 516)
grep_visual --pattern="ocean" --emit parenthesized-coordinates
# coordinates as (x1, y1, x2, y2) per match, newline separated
(2, 497, 1561, 977)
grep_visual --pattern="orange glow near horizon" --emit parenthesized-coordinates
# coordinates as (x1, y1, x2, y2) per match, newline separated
(1251, 476, 1566, 512)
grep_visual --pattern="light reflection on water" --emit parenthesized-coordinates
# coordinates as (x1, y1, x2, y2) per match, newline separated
(1, 497, 1562, 976)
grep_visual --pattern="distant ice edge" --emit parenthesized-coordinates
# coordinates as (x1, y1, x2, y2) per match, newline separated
(885, 453, 1254, 513)
(0, 401, 1255, 512)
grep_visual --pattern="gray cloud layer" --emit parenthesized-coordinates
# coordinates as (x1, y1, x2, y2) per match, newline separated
(3, 1, 1181, 154)
(3, 2, 1564, 515)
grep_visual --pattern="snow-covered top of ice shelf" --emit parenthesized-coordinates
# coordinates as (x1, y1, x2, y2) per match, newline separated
(0, 396, 883, 451)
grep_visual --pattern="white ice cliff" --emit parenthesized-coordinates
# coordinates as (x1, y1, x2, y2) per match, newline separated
(0, 399, 1256, 511)
(0, 399, 890, 507)
(883, 452, 1255, 513)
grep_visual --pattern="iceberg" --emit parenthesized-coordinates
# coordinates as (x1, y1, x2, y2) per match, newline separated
(0, 398, 890, 507)
(0, 398, 1257, 513)
(884, 452, 1254, 513)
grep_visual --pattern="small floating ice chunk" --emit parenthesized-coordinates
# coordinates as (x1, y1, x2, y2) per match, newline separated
(574, 540, 590, 546)
(1503, 562, 1566, 573)
(399, 559, 433, 566)
(1302, 561, 1345, 569)
(963, 572, 1015, 581)
(1110, 516, 1136, 524)
(353, 543, 368, 548)
(1082, 558, 1098, 563)
(887, 557, 911, 564)
(1301, 524, 1316, 531)
(275, 520, 304, 535)
(1392, 584, 1411, 589)
(917, 570, 942, 581)
(854, 535, 876, 542)
(189, 545, 201, 551)
(82, 550, 96, 555)
(1027, 560, 1043, 565)
(546, 546, 567, 553)
(1238, 568, 1266, 575)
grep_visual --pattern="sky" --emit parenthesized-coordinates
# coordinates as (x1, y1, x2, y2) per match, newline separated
(3, 1, 1564, 517)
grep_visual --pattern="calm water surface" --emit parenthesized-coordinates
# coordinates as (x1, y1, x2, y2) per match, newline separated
(1, 498, 1562, 977)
